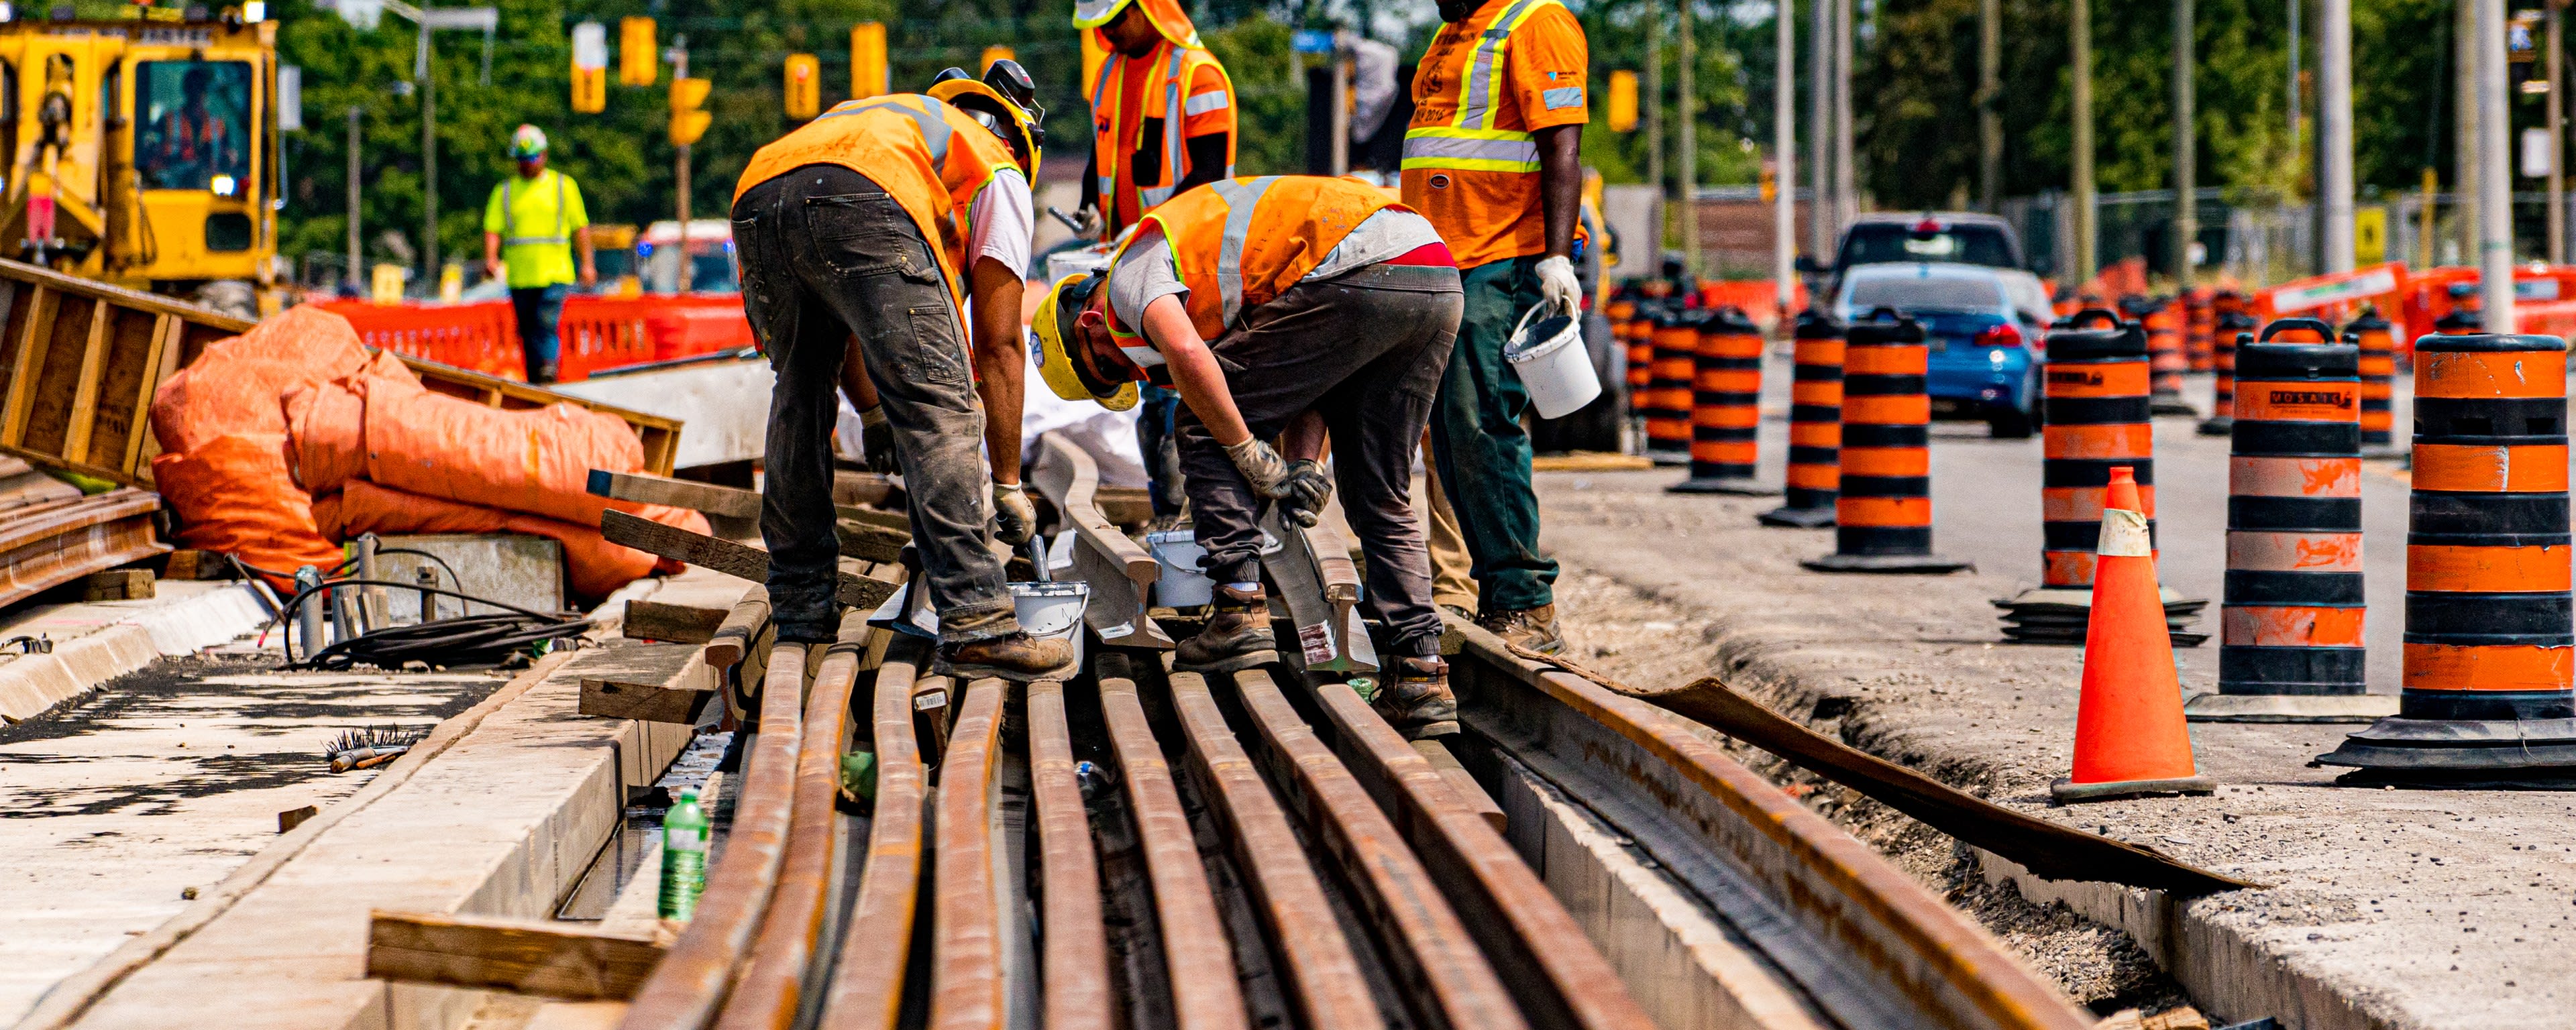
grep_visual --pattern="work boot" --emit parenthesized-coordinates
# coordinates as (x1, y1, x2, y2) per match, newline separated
(1478, 603, 1563, 655)
(1175, 583, 1278, 672)
(936, 632, 1078, 682)
(1373, 656, 1458, 739)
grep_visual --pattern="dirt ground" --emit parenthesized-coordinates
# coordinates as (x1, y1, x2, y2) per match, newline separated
(1529, 468, 2576, 1030)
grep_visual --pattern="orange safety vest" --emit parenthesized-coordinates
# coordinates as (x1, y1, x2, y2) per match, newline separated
(735, 93, 1018, 315)
(1091, 38, 1236, 231)
(1112, 175, 1400, 341)
(1403, 0, 1586, 268)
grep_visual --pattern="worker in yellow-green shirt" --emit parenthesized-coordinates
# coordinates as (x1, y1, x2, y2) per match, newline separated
(482, 125, 597, 384)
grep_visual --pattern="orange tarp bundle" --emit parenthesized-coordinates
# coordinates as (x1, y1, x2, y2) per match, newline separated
(151, 304, 708, 599)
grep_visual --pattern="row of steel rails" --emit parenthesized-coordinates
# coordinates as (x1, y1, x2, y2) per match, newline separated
(608, 438, 2096, 1030)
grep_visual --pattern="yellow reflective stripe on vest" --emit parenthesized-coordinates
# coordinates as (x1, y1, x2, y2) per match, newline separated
(1211, 175, 1279, 329)
(500, 170, 570, 246)
(814, 95, 954, 165)
(1401, 0, 1559, 172)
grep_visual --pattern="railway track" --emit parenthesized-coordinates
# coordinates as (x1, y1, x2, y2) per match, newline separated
(602, 439, 2096, 1030)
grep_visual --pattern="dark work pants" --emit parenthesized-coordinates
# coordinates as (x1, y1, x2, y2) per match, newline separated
(1137, 384, 1185, 517)
(1429, 256, 1559, 612)
(1176, 263, 1462, 659)
(511, 284, 569, 384)
(732, 165, 1018, 644)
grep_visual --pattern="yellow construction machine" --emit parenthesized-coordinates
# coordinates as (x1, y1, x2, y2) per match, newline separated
(0, 9, 279, 314)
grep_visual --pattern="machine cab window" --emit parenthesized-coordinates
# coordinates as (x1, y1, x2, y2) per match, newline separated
(135, 60, 250, 193)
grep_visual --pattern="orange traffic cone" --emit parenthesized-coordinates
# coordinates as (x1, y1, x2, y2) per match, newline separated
(2051, 466, 2218, 805)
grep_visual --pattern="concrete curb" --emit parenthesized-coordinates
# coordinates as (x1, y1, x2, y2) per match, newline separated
(0, 585, 270, 722)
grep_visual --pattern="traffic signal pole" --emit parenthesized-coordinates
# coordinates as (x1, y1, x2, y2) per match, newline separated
(673, 36, 691, 293)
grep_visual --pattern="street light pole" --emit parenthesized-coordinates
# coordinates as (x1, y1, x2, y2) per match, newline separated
(1832, 0, 1855, 233)
(2174, 0, 2196, 287)
(2458, 0, 2481, 266)
(1645, 1, 1664, 243)
(1809, 0, 1831, 255)
(2479, 0, 2516, 331)
(1678, 0, 1697, 272)
(2320, 0, 2353, 274)
(347, 106, 362, 293)
(673, 36, 692, 293)
(1776, 0, 1795, 316)
(1980, 0, 2001, 213)
(2550, 1, 2565, 264)
(2072, 0, 2095, 281)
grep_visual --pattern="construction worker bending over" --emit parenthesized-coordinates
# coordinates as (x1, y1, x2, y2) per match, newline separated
(1403, 0, 1589, 653)
(1031, 175, 1466, 738)
(482, 125, 596, 384)
(731, 64, 1071, 681)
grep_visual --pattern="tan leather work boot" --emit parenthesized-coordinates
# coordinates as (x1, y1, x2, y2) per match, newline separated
(1175, 583, 1279, 672)
(1478, 603, 1563, 654)
(936, 632, 1078, 682)
(1373, 656, 1458, 739)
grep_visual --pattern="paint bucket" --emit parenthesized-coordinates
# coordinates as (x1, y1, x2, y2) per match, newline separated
(1504, 303, 1601, 420)
(1146, 529, 1213, 608)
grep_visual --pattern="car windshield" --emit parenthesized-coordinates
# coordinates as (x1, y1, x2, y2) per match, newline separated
(1845, 274, 2002, 314)
(1841, 223, 2017, 268)
(137, 61, 251, 191)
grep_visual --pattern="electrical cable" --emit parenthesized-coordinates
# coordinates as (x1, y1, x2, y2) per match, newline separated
(274, 578, 588, 671)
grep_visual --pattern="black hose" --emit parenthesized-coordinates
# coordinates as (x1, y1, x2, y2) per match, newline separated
(274, 578, 587, 671)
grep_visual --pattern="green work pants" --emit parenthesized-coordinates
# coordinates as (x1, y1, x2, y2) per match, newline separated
(1428, 255, 1558, 613)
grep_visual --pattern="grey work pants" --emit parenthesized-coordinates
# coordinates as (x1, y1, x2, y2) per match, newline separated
(1176, 262, 1463, 658)
(731, 164, 1018, 644)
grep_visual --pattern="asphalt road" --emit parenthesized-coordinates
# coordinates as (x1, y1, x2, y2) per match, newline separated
(1731, 351, 2420, 695)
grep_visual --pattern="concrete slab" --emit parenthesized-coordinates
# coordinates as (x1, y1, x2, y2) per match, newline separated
(0, 581, 271, 722)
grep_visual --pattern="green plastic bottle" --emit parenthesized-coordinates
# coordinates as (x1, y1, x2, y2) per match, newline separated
(658, 789, 709, 921)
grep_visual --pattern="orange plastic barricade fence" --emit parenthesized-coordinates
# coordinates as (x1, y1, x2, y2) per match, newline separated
(317, 295, 754, 382)
(1696, 280, 1807, 327)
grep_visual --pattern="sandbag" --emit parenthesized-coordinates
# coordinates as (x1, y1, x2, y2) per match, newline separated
(282, 382, 368, 495)
(150, 434, 341, 582)
(323, 479, 694, 599)
(360, 373, 655, 528)
(151, 305, 374, 454)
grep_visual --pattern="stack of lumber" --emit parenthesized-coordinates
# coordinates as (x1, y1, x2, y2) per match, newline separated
(0, 455, 164, 608)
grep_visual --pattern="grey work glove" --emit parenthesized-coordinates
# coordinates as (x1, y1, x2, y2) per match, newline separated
(859, 405, 898, 475)
(991, 481, 1037, 545)
(1224, 437, 1293, 499)
(1280, 459, 1332, 527)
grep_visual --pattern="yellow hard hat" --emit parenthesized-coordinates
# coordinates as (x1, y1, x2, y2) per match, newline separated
(927, 76, 1043, 180)
(1029, 272, 1139, 412)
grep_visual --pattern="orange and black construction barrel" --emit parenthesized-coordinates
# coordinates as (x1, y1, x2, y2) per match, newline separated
(2318, 331, 2575, 780)
(2196, 310, 2257, 437)
(1801, 309, 1970, 573)
(2125, 296, 2196, 416)
(1760, 311, 1846, 527)
(1621, 298, 1656, 422)
(2348, 310, 2402, 457)
(1671, 306, 1773, 494)
(2187, 319, 2385, 721)
(2184, 288, 2216, 372)
(1606, 291, 1638, 414)
(1644, 308, 1699, 466)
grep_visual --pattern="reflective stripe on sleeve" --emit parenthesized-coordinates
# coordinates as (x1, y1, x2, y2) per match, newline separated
(1183, 89, 1230, 116)
(1541, 86, 1582, 109)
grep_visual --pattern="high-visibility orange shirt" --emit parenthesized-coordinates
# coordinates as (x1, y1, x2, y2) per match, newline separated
(1401, 0, 1589, 270)
(1110, 175, 1401, 341)
(1094, 37, 1235, 233)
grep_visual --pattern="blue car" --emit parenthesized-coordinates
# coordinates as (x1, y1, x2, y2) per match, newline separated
(1834, 263, 2047, 439)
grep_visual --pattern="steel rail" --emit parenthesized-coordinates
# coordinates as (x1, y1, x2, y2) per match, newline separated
(816, 639, 930, 1030)
(1164, 671, 1386, 1030)
(1220, 668, 1525, 1030)
(1449, 621, 2094, 1030)
(713, 616, 865, 1029)
(1026, 679, 1112, 1030)
(619, 642, 810, 1030)
(928, 677, 1009, 1029)
(1301, 677, 1661, 1030)
(1030, 430, 1171, 649)
(1098, 675, 1251, 1030)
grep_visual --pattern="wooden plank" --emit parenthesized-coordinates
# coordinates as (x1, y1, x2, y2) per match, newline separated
(702, 587, 769, 671)
(622, 599, 729, 644)
(80, 569, 154, 602)
(835, 518, 907, 564)
(586, 469, 759, 520)
(577, 642, 718, 725)
(58, 300, 111, 465)
(832, 470, 900, 508)
(3, 285, 56, 447)
(600, 509, 896, 611)
(117, 313, 176, 475)
(365, 910, 664, 1003)
(21, 296, 98, 459)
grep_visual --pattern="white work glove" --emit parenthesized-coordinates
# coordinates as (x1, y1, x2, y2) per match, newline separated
(858, 405, 897, 475)
(1534, 255, 1582, 316)
(991, 481, 1037, 546)
(1072, 204, 1105, 242)
(1224, 437, 1294, 499)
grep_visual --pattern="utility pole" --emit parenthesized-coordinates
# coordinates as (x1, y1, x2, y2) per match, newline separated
(2458, 0, 2481, 265)
(2072, 0, 2096, 280)
(1833, 0, 1856, 233)
(2550, 1, 2565, 264)
(2479, 0, 2515, 331)
(380, 1, 496, 288)
(1809, 0, 1832, 255)
(347, 106, 363, 293)
(2287, 0, 2302, 148)
(1979, 0, 2001, 212)
(1679, 0, 1698, 272)
(1646, 1, 1664, 245)
(2320, 0, 2353, 273)
(673, 35, 692, 293)
(2174, 0, 2196, 286)
(1776, 0, 1796, 314)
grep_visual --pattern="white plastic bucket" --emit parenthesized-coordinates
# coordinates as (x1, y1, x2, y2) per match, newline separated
(1504, 303, 1601, 420)
(1146, 530, 1213, 608)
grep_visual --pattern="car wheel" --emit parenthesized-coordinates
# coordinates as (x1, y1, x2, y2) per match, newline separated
(1988, 404, 2036, 439)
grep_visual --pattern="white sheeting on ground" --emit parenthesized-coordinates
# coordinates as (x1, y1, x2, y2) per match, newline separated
(833, 345, 1146, 488)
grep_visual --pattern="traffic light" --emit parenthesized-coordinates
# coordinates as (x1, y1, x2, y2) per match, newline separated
(981, 46, 1014, 73)
(1607, 70, 1638, 132)
(784, 54, 820, 120)
(570, 21, 607, 113)
(670, 76, 712, 146)
(620, 17, 657, 87)
(851, 22, 888, 99)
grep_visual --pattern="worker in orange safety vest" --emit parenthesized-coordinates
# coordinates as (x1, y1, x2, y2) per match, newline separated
(1028, 175, 1467, 739)
(1069, 0, 1237, 241)
(731, 63, 1071, 683)
(1403, 0, 1589, 656)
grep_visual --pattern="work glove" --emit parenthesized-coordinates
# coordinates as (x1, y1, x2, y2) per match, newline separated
(991, 481, 1037, 546)
(1280, 459, 1332, 527)
(858, 405, 898, 475)
(1225, 437, 1294, 500)
(1534, 255, 1582, 317)
(1072, 204, 1104, 242)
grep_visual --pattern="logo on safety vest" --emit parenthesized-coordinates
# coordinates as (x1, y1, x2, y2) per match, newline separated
(1429, 173, 1451, 189)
